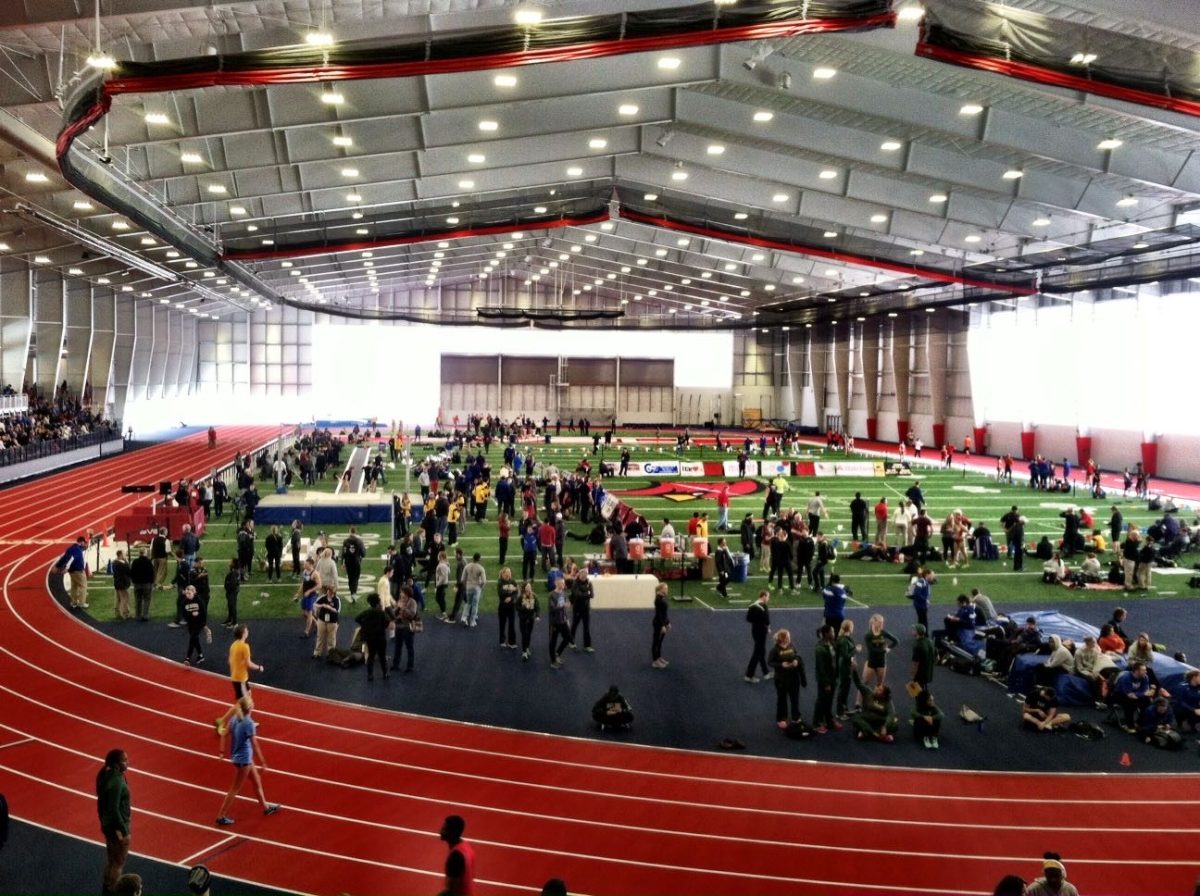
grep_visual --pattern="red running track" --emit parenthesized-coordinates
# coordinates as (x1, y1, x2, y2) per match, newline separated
(1, 427, 1199, 895)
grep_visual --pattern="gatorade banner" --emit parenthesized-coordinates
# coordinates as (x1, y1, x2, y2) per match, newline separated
(679, 462, 705, 477)
(626, 459, 681, 476)
(722, 460, 742, 476)
(814, 461, 884, 477)
(759, 460, 792, 477)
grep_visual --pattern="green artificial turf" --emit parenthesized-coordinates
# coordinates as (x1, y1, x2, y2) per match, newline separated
(135, 437, 1179, 622)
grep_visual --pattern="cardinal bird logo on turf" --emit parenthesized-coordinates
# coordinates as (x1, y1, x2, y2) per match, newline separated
(611, 480, 764, 502)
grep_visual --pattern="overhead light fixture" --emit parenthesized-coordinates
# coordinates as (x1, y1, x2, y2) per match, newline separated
(514, 6, 543, 25)
(33, 255, 52, 264)
(734, 212, 749, 220)
(305, 30, 335, 47)
(144, 112, 169, 125)
(1002, 169, 1024, 180)
(458, 178, 475, 189)
(657, 56, 682, 71)
(346, 193, 362, 202)
(752, 110, 774, 123)
(534, 205, 548, 214)
(86, 52, 117, 70)
(25, 172, 48, 183)
(180, 152, 203, 165)
(332, 135, 353, 147)
(929, 193, 948, 203)
(67, 267, 83, 275)
(880, 140, 902, 151)
(818, 169, 837, 180)
(1116, 196, 1138, 207)
(812, 67, 837, 80)
(1070, 52, 1098, 65)
(73, 200, 94, 211)
(964, 234, 982, 243)
(1032, 216, 1051, 227)
(467, 153, 486, 164)
(588, 138, 608, 150)
(341, 167, 360, 178)
(111, 221, 130, 230)
(772, 193, 788, 203)
(320, 90, 345, 105)
(643, 193, 658, 201)
(655, 129, 675, 148)
(823, 230, 838, 238)
(566, 167, 583, 177)
(870, 214, 888, 223)
(959, 103, 984, 116)
(206, 184, 227, 195)
(671, 170, 688, 181)
(618, 103, 639, 116)
(707, 144, 726, 156)
(493, 74, 518, 88)
(478, 120, 499, 132)
(897, 4, 925, 22)
(742, 41, 775, 71)
(1098, 138, 1123, 151)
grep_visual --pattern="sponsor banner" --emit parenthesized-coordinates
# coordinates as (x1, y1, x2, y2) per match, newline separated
(833, 462, 882, 477)
(600, 493, 621, 520)
(114, 509, 192, 544)
(722, 460, 742, 477)
(632, 459, 681, 476)
(759, 460, 793, 477)
(679, 461, 705, 477)
(793, 462, 816, 476)
(814, 462, 838, 477)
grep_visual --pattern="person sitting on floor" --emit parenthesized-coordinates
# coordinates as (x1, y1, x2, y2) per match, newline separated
(1173, 669, 1200, 733)
(1022, 685, 1071, 732)
(591, 685, 633, 731)
(911, 688, 944, 750)
(1042, 552, 1068, 583)
(1111, 661, 1157, 733)
(1136, 696, 1180, 749)
(1096, 622, 1126, 654)
(1034, 634, 1074, 689)
(1073, 551, 1103, 584)
(849, 659, 898, 743)
(1072, 635, 1112, 708)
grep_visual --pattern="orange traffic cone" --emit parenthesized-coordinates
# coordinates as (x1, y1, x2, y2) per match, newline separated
(1119, 752, 1132, 768)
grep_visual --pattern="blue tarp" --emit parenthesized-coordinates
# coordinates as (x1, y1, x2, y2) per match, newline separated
(254, 502, 392, 526)
(1003, 610, 1196, 705)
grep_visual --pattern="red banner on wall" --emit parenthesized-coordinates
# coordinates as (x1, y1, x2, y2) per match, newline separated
(1020, 430, 1036, 461)
(113, 509, 192, 545)
(1075, 435, 1092, 468)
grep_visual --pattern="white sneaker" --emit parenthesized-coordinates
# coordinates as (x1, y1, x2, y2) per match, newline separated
(923, 736, 933, 749)
(763, 671, 775, 681)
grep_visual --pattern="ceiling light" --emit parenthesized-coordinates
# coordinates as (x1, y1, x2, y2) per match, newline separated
(910, 249, 924, 256)
(140, 237, 156, 246)
(655, 249, 668, 257)
(73, 200, 94, 211)
(467, 153, 486, 164)
(606, 273, 617, 280)
(478, 120, 499, 132)
(356, 228, 369, 235)
(570, 245, 582, 253)
(1070, 52, 1098, 65)
(584, 234, 597, 243)
(438, 241, 450, 248)
(792, 275, 804, 283)
(86, 52, 116, 70)
(897, 4, 925, 22)
(671, 170, 688, 181)
(566, 167, 583, 177)
(752, 110, 774, 123)
(179, 152, 203, 165)
(707, 144, 726, 156)
(823, 231, 838, 238)
(657, 56, 681, 71)
(342, 167, 360, 178)
(618, 103, 639, 116)
(724, 262, 737, 271)
(668, 308, 676, 314)
(643, 193, 658, 201)
(306, 30, 335, 47)
(25, 172, 48, 183)
(1132, 241, 1149, 249)
(959, 103, 984, 116)
(676, 238, 690, 246)
(929, 193, 948, 203)
(818, 169, 837, 180)
(96, 277, 110, 284)
(1116, 196, 1138, 207)
(870, 214, 887, 223)
(880, 140, 902, 151)
(207, 184, 227, 195)
(67, 267, 83, 275)
(701, 272, 712, 279)
(346, 193, 362, 202)
(964, 234, 982, 243)
(447, 216, 459, 224)
(493, 74, 518, 88)
(513, 6, 543, 25)
(144, 112, 169, 125)
(534, 205, 547, 214)
(166, 250, 180, 258)
(1032, 217, 1051, 227)
(812, 67, 837, 80)
(321, 90, 344, 105)
(1098, 138, 1123, 151)
(229, 206, 247, 216)
(351, 212, 363, 219)
(588, 138, 608, 150)
(246, 224, 258, 232)
(261, 238, 274, 245)
(1002, 169, 1023, 180)
(332, 135, 353, 147)
(636, 258, 647, 265)
(765, 284, 775, 292)
(772, 193, 788, 203)
(734, 212, 748, 220)
(33, 255, 51, 264)
(458, 179, 475, 189)
(111, 221, 129, 230)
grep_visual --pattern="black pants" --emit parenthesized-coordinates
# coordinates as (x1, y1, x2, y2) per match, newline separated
(435, 584, 447, 615)
(345, 561, 361, 596)
(450, 584, 465, 622)
(366, 638, 388, 679)
(238, 551, 253, 580)
(498, 604, 516, 646)
(836, 669, 853, 715)
(769, 558, 793, 589)
(851, 517, 867, 542)
(522, 550, 537, 581)
(652, 625, 666, 661)
(571, 608, 591, 648)
(746, 633, 768, 677)
(824, 614, 843, 635)
(392, 629, 414, 671)
(291, 548, 300, 576)
(519, 616, 535, 652)
(812, 561, 828, 591)
(224, 592, 238, 625)
(914, 715, 941, 739)
(549, 620, 571, 660)
(775, 678, 801, 722)
(814, 685, 835, 728)
(186, 627, 204, 661)
(498, 536, 508, 566)
(717, 572, 729, 598)
(808, 513, 821, 535)
(266, 554, 281, 580)
(915, 606, 928, 631)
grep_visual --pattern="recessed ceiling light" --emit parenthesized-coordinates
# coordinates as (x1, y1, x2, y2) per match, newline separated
(332, 135, 353, 147)
(707, 144, 725, 155)
(96, 277, 110, 284)
(206, 184, 227, 194)
(33, 255, 51, 264)
(818, 169, 837, 180)
(513, 7, 543, 25)
(1132, 241, 1149, 249)
(321, 90, 344, 105)
(25, 172, 48, 183)
(648, 289, 658, 296)
(67, 266, 83, 275)
(606, 273, 616, 280)
(229, 206, 246, 216)
(751, 253, 764, 262)
(144, 112, 169, 125)
(897, 4, 926, 22)
(351, 212, 363, 219)
(1032, 217, 1051, 227)
(636, 258, 647, 265)
(870, 214, 888, 223)
(880, 140, 903, 151)
(910, 249, 925, 256)
(140, 237, 156, 246)
(824, 231, 838, 238)
(671, 170, 688, 181)
(261, 238, 274, 245)
(357, 228, 369, 235)
(668, 308, 676, 314)
(180, 152, 202, 164)
(203, 271, 215, 278)
(1116, 196, 1138, 207)
(1002, 169, 1023, 180)
(701, 271, 712, 279)
(86, 52, 116, 70)
(584, 234, 597, 243)
(1070, 52, 1098, 65)
(438, 241, 449, 249)
(588, 138, 607, 150)
(657, 56, 681, 71)
(246, 224, 258, 231)
(306, 30, 334, 47)
(478, 120, 499, 132)
(724, 262, 737, 271)
(341, 167, 359, 178)
(566, 167, 583, 177)
(458, 179, 475, 189)
(534, 205, 547, 214)
(618, 103, 639, 116)
(764, 284, 775, 291)
(570, 245, 582, 253)
(467, 153, 486, 165)
(792, 275, 805, 284)
(111, 221, 129, 230)
(734, 212, 748, 220)
(964, 234, 982, 243)
(959, 103, 984, 116)
(772, 193, 788, 203)
(1098, 138, 1123, 151)
(73, 200, 94, 211)
(676, 238, 689, 246)
(655, 249, 668, 257)
(447, 216, 459, 224)
(929, 193, 948, 203)
(493, 74, 518, 88)
(643, 193, 658, 201)
(166, 250, 180, 258)
(812, 67, 837, 80)
(346, 193, 362, 202)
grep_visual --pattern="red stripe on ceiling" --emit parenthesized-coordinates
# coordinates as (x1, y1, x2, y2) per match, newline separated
(619, 208, 1039, 296)
(222, 211, 610, 261)
(103, 13, 896, 95)
(916, 41, 1200, 119)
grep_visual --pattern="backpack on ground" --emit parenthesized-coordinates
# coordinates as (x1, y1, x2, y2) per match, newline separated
(1069, 721, 1106, 742)
(1153, 728, 1184, 751)
(784, 718, 815, 740)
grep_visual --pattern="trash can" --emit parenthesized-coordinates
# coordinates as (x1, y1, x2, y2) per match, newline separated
(731, 552, 749, 583)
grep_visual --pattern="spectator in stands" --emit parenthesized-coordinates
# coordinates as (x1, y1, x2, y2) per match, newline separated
(1022, 685, 1070, 732)
(1137, 696, 1179, 747)
(1112, 661, 1157, 732)
(1126, 632, 1160, 688)
(1174, 669, 1200, 732)
(1025, 855, 1079, 896)
(969, 588, 998, 624)
(1072, 636, 1110, 707)
(1034, 635, 1073, 688)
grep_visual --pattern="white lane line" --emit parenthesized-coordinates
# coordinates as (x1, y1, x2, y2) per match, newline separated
(179, 833, 239, 868)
